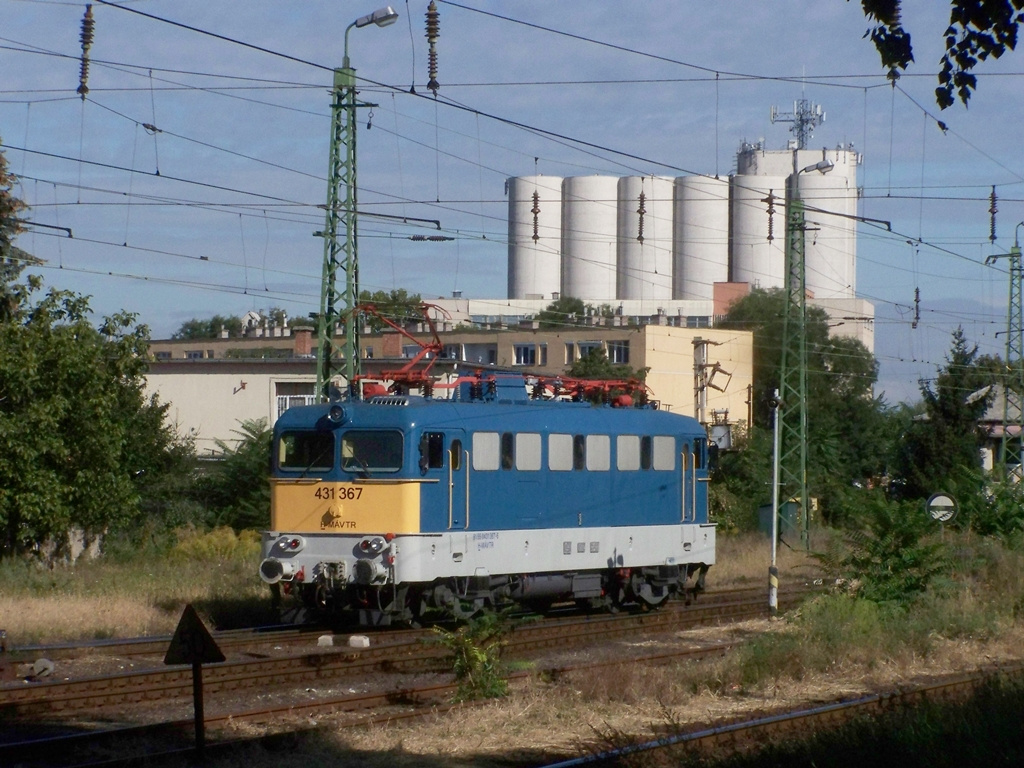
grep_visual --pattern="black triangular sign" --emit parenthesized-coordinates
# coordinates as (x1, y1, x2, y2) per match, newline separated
(164, 604, 226, 665)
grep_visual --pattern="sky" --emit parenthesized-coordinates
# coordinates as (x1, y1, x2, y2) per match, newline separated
(2, 1, 1024, 405)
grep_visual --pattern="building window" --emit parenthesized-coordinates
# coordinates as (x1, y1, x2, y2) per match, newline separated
(514, 344, 536, 366)
(539, 343, 548, 366)
(686, 316, 710, 329)
(185, 350, 204, 360)
(578, 342, 601, 359)
(154, 351, 171, 361)
(442, 344, 462, 360)
(402, 345, 433, 359)
(608, 340, 630, 364)
(565, 342, 576, 365)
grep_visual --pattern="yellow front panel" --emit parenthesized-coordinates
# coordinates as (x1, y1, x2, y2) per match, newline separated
(270, 479, 421, 534)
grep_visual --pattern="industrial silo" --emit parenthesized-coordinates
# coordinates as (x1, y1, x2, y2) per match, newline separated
(561, 176, 619, 300)
(730, 174, 787, 289)
(616, 176, 674, 301)
(507, 175, 563, 300)
(673, 175, 730, 300)
(797, 150, 858, 298)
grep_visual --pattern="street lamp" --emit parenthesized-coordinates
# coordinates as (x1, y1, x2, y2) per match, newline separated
(317, 6, 398, 401)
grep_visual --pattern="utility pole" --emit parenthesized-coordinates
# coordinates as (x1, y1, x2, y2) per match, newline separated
(316, 64, 359, 401)
(315, 7, 398, 401)
(986, 223, 1024, 478)
(778, 164, 810, 550)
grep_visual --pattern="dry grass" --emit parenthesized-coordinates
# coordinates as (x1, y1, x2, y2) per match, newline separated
(711, 531, 821, 588)
(0, 528, 272, 643)
(190, 621, 1024, 768)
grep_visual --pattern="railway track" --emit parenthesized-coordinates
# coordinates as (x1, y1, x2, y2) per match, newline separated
(0, 585, 814, 718)
(0, 584, 818, 766)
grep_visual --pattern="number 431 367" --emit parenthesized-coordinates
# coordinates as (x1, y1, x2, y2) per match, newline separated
(315, 486, 362, 500)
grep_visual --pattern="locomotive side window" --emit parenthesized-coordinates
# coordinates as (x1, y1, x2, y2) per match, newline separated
(573, 434, 586, 470)
(450, 439, 463, 471)
(500, 432, 515, 470)
(616, 435, 641, 471)
(653, 436, 675, 470)
(548, 433, 573, 471)
(586, 434, 610, 471)
(473, 432, 500, 470)
(341, 430, 403, 474)
(278, 431, 334, 472)
(640, 436, 653, 470)
(516, 433, 541, 471)
(420, 431, 445, 471)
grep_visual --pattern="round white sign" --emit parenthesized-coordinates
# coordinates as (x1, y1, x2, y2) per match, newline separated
(926, 493, 957, 523)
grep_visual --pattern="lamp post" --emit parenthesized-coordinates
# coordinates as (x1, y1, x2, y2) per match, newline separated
(777, 155, 834, 551)
(316, 6, 398, 401)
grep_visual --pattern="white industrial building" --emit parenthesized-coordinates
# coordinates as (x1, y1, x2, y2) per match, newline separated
(498, 140, 872, 351)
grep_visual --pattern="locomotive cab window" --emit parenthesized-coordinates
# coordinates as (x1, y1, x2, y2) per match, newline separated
(278, 431, 334, 472)
(341, 430, 403, 474)
(419, 431, 445, 471)
(693, 437, 706, 469)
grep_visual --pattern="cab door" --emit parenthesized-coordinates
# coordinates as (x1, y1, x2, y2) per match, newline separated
(447, 432, 468, 529)
(681, 441, 695, 522)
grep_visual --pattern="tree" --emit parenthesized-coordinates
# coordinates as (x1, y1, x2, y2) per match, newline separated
(172, 314, 243, 340)
(195, 419, 271, 531)
(0, 142, 190, 556)
(567, 347, 647, 383)
(534, 296, 587, 329)
(358, 288, 423, 332)
(894, 327, 996, 500)
(858, 0, 1024, 108)
(717, 288, 888, 523)
(0, 263, 190, 555)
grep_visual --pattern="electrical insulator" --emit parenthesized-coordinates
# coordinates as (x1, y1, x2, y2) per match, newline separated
(762, 190, 776, 243)
(77, 4, 95, 100)
(531, 191, 540, 242)
(989, 185, 998, 243)
(425, 0, 440, 96)
(636, 192, 646, 243)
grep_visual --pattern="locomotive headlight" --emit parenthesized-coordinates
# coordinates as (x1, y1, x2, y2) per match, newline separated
(328, 404, 346, 423)
(276, 535, 305, 553)
(358, 536, 388, 554)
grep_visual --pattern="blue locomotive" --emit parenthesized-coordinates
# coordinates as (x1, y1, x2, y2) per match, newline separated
(259, 374, 715, 625)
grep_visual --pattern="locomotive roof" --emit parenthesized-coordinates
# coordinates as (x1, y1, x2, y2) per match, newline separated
(274, 394, 705, 437)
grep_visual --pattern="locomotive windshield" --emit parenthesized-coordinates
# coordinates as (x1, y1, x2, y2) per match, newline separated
(341, 430, 403, 475)
(278, 431, 334, 472)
